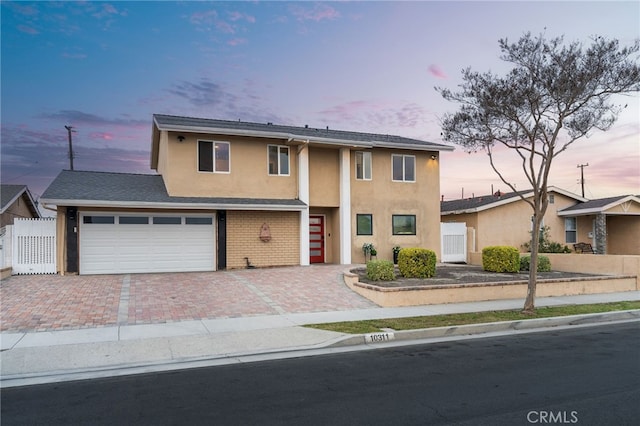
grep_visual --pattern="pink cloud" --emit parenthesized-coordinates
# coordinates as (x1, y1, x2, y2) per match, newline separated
(428, 64, 447, 79)
(190, 10, 218, 26)
(319, 100, 429, 130)
(228, 38, 247, 46)
(228, 11, 256, 23)
(18, 25, 39, 35)
(89, 132, 114, 141)
(290, 3, 340, 22)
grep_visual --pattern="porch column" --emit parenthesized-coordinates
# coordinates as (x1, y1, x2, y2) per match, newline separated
(594, 213, 607, 254)
(339, 148, 352, 264)
(298, 143, 310, 266)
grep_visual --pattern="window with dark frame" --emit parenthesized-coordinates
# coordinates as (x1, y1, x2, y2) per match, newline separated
(392, 214, 416, 235)
(119, 216, 149, 225)
(198, 140, 230, 173)
(82, 216, 115, 224)
(356, 214, 373, 235)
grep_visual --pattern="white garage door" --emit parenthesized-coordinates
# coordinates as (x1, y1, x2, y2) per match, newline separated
(79, 213, 215, 275)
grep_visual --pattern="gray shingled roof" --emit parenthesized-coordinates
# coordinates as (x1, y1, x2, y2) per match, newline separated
(40, 170, 306, 208)
(1, 184, 41, 217)
(153, 114, 454, 151)
(1, 184, 27, 211)
(559, 195, 634, 213)
(441, 190, 528, 213)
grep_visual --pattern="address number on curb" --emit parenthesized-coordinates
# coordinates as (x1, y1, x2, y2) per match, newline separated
(365, 332, 395, 344)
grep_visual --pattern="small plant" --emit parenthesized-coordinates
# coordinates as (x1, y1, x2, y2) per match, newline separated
(522, 226, 571, 253)
(366, 260, 395, 281)
(392, 246, 402, 264)
(362, 243, 376, 261)
(398, 248, 437, 278)
(520, 255, 551, 272)
(482, 246, 520, 273)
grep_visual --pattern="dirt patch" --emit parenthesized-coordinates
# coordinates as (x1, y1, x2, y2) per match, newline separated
(353, 264, 601, 288)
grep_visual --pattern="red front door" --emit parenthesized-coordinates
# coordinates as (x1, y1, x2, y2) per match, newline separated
(309, 215, 325, 263)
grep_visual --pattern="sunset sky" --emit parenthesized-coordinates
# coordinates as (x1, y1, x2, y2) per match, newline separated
(2, 1, 639, 204)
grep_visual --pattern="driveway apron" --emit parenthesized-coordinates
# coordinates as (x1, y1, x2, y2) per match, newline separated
(1, 265, 375, 333)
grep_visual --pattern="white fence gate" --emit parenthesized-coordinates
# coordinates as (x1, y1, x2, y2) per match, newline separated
(12, 218, 57, 275)
(441, 222, 467, 263)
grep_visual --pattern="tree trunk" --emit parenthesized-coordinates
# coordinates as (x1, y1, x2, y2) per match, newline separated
(523, 215, 541, 314)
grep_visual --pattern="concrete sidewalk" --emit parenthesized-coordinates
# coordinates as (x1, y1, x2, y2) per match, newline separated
(2, 290, 639, 388)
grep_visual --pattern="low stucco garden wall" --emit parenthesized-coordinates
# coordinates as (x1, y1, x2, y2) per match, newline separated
(469, 252, 640, 278)
(344, 254, 639, 307)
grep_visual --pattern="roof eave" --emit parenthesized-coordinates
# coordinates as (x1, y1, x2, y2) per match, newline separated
(39, 198, 308, 212)
(154, 119, 452, 152)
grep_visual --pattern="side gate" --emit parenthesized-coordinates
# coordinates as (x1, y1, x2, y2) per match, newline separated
(441, 222, 467, 263)
(12, 218, 57, 275)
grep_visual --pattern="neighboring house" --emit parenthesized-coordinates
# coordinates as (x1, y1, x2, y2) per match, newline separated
(40, 114, 453, 275)
(441, 187, 584, 253)
(1, 184, 41, 227)
(557, 194, 640, 255)
(441, 187, 640, 255)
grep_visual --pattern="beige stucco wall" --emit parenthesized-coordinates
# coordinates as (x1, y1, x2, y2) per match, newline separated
(309, 147, 340, 207)
(226, 210, 300, 269)
(606, 216, 640, 255)
(575, 216, 594, 246)
(351, 149, 441, 263)
(158, 131, 298, 199)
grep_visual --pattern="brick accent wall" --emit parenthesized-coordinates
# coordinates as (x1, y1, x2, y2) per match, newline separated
(226, 210, 300, 269)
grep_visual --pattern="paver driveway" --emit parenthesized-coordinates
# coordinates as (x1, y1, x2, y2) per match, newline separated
(0, 265, 376, 333)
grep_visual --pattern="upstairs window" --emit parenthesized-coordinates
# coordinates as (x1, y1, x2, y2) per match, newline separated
(355, 151, 372, 180)
(392, 154, 415, 182)
(268, 145, 290, 176)
(198, 140, 230, 173)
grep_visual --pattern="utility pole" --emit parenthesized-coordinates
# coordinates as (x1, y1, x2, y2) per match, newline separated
(577, 163, 589, 197)
(65, 125, 76, 170)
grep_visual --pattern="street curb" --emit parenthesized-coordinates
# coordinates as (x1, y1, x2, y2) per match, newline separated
(324, 309, 640, 347)
(2, 310, 638, 388)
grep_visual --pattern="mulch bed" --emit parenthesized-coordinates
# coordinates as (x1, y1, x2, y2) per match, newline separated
(353, 264, 601, 288)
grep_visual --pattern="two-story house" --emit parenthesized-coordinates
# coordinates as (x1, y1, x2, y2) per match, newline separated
(40, 114, 453, 275)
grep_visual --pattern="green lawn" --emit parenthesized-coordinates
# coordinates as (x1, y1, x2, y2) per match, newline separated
(305, 301, 640, 334)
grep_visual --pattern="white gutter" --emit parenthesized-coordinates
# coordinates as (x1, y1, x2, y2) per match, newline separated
(39, 199, 308, 212)
(155, 120, 454, 152)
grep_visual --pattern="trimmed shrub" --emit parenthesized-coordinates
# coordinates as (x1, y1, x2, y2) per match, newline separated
(482, 246, 520, 273)
(398, 248, 437, 278)
(366, 260, 395, 281)
(520, 255, 551, 272)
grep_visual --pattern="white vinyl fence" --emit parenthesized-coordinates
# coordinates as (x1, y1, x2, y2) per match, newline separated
(11, 218, 57, 275)
(441, 222, 467, 263)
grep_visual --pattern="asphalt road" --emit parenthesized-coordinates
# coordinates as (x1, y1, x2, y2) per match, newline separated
(2, 322, 639, 425)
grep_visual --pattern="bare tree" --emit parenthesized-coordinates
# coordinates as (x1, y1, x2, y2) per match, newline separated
(437, 33, 640, 313)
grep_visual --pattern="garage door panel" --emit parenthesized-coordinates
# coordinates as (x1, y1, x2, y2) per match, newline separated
(80, 213, 215, 275)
